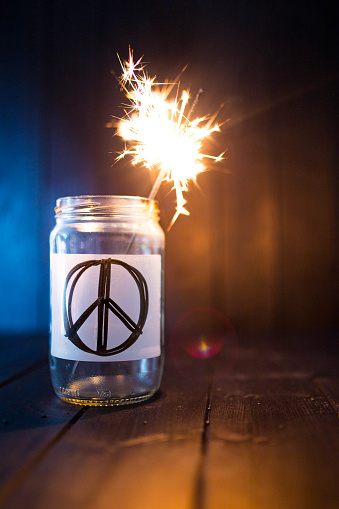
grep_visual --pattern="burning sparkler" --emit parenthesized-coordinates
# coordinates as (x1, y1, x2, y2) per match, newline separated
(114, 49, 224, 228)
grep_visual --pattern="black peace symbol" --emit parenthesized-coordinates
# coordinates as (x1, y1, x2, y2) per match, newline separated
(63, 258, 149, 356)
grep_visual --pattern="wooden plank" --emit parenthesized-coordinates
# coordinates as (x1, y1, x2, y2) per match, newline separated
(0, 365, 84, 505)
(1, 361, 208, 509)
(0, 334, 48, 385)
(216, 346, 339, 379)
(1, 349, 338, 509)
(204, 376, 339, 509)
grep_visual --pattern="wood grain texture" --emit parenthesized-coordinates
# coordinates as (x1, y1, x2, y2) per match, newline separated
(1, 362, 208, 509)
(204, 376, 339, 509)
(315, 378, 339, 417)
(0, 346, 338, 509)
(0, 366, 84, 505)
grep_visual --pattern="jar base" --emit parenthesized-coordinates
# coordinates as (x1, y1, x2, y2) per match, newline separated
(50, 355, 163, 407)
(59, 390, 157, 407)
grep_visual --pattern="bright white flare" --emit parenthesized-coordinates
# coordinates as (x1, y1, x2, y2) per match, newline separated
(115, 50, 224, 227)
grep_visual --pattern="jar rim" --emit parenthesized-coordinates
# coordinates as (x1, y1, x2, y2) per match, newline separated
(56, 194, 155, 206)
(55, 195, 159, 219)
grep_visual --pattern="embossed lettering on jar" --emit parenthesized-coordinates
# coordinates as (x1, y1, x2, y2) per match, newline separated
(49, 195, 165, 406)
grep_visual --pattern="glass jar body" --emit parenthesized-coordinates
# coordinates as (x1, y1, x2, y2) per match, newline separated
(49, 196, 165, 406)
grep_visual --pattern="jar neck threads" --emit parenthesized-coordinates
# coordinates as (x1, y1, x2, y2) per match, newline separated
(55, 195, 159, 221)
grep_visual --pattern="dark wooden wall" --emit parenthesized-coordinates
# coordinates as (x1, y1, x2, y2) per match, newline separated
(0, 0, 338, 351)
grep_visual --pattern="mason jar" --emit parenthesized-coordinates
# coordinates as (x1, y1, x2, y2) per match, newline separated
(49, 195, 165, 406)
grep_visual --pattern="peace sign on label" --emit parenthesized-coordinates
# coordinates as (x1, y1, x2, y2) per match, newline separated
(64, 258, 149, 356)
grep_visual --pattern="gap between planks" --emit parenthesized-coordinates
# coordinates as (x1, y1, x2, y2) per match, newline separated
(190, 375, 214, 509)
(0, 358, 48, 390)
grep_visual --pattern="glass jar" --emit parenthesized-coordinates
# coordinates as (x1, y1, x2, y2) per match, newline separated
(49, 195, 164, 406)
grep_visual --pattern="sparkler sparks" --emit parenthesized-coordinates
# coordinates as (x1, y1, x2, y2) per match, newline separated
(115, 49, 224, 228)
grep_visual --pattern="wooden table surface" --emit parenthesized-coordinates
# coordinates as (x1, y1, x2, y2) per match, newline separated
(0, 335, 338, 509)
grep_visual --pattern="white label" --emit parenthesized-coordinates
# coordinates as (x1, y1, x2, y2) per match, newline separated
(51, 254, 161, 362)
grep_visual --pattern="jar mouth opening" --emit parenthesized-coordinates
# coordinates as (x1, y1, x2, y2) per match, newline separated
(55, 195, 159, 219)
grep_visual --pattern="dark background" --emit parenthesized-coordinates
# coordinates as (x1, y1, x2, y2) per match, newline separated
(0, 0, 338, 353)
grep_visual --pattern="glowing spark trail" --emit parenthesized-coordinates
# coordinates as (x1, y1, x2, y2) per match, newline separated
(115, 49, 224, 228)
